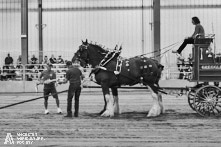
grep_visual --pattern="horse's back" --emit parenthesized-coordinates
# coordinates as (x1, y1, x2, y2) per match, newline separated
(121, 57, 163, 85)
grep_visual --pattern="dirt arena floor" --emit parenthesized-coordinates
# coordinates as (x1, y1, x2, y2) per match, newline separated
(0, 89, 221, 147)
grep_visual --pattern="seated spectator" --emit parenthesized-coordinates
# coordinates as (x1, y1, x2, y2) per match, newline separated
(49, 54, 57, 64)
(5, 53, 13, 65)
(1, 66, 9, 81)
(57, 55, 64, 64)
(177, 54, 185, 79)
(177, 54, 185, 67)
(188, 53, 193, 64)
(16, 55, 22, 69)
(42, 55, 49, 64)
(8, 65, 16, 80)
(31, 54, 38, 64)
(56, 55, 65, 73)
(3, 53, 13, 80)
(30, 55, 38, 69)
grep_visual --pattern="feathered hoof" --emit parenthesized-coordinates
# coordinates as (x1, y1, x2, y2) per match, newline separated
(114, 108, 121, 115)
(101, 110, 114, 117)
(147, 105, 161, 117)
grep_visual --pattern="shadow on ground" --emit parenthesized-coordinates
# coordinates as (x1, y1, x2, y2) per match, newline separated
(80, 109, 207, 121)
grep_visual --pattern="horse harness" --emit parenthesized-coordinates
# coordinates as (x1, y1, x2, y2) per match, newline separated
(93, 50, 158, 86)
(99, 45, 122, 67)
(86, 44, 165, 94)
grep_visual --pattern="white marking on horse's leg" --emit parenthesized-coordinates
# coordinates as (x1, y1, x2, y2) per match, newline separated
(158, 93, 164, 114)
(113, 96, 120, 114)
(147, 86, 161, 117)
(101, 94, 114, 117)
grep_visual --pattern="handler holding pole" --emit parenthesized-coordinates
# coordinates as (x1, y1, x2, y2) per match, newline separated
(39, 63, 62, 114)
(64, 60, 84, 118)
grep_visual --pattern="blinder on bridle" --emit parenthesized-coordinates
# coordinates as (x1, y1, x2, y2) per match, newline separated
(73, 44, 89, 67)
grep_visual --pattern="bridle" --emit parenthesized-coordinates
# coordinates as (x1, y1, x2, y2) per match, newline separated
(75, 44, 90, 67)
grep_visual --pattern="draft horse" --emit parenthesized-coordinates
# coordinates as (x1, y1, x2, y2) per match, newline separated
(72, 40, 164, 117)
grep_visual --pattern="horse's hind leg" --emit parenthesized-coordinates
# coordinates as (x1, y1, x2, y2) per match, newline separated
(111, 87, 120, 115)
(147, 85, 163, 117)
(158, 93, 164, 114)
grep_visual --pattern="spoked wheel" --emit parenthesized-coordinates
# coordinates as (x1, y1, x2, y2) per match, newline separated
(187, 89, 196, 111)
(194, 85, 221, 117)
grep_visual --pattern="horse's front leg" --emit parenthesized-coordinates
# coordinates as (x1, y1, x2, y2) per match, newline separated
(101, 85, 114, 117)
(111, 87, 120, 115)
(99, 94, 107, 115)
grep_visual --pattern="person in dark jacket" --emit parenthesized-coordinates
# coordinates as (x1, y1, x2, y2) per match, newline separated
(49, 54, 57, 64)
(64, 60, 85, 118)
(5, 53, 13, 65)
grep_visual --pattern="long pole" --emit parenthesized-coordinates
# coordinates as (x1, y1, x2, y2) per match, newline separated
(21, 0, 28, 65)
(141, 0, 144, 54)
(38, 0, 43, 63)
(153, 0, 160, 62)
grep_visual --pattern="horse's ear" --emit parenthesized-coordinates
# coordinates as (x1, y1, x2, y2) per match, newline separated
(82, 40, 84, 44)
(85, 39, 88, 44)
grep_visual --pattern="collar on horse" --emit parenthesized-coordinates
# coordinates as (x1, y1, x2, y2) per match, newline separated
(89, 45, 122, 75)
(99, 45, 122, 67)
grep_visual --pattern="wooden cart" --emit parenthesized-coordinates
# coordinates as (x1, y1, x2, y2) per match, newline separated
(187, 34, 221, 116)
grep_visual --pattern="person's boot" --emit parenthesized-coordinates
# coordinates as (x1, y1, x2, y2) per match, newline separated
(64, 112, 72, 118)
(74, 112, 78, 117)
(74, 101, 79, 117)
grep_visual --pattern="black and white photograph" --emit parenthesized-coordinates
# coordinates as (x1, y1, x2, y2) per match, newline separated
(0, 0, 221, 146)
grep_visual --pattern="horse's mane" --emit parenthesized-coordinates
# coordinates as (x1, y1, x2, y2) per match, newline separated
(89, 43, 110, 54)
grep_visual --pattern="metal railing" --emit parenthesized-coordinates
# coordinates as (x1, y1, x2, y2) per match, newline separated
(0, 64, 192, 81)
(0, 64, 91, 81)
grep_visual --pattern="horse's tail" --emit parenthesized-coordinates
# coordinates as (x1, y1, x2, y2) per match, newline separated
(150, 60, 164, 93)
(152, 59, 164, 79)
(150, 64, 167, 94)
(158, 64, 164, 71)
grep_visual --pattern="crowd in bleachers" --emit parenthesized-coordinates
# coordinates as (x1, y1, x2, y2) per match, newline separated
(176, 53, 193, 80)
(0, 53, 68, 81)
(0, 52, 198, 81)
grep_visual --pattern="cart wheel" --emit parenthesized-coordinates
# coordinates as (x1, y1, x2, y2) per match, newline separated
(194, 85, 221, 117)
(187, 89, 196, 111)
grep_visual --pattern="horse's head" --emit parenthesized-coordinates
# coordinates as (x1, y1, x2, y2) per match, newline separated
(72, 40, 89, 67)
(73, 39, 112, 67)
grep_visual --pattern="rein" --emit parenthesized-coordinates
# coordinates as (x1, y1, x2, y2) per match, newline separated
(136, 41, 181, 58)
(0, 90, 68, 109)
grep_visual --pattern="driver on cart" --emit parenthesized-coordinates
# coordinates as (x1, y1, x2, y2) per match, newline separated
(172, 16, 205, 55)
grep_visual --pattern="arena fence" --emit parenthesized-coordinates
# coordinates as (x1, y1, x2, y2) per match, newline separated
(0, 63, 192, 82)
(0, 63, 194, 93)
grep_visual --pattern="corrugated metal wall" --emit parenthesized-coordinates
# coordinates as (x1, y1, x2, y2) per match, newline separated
(42, 0, 152, 60)
(0, 0, 153, 65)
(0, 0, 221, 67)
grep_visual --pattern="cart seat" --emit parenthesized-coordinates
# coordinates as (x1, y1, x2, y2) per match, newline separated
(194, 38, 213, 45)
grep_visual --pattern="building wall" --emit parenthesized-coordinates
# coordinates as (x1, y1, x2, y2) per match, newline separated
(0, 0, 221, 68)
